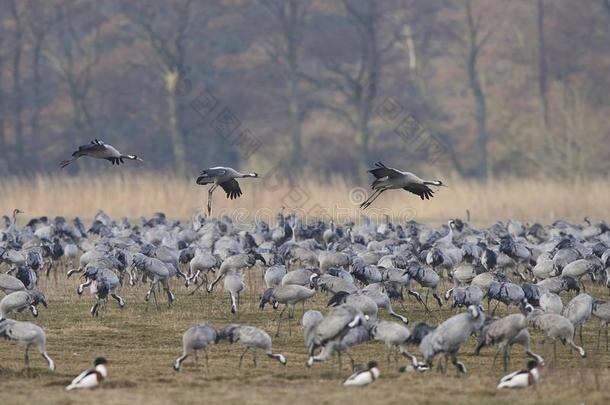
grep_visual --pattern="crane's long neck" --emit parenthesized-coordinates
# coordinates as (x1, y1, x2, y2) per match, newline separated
(423, 180, 443, 186)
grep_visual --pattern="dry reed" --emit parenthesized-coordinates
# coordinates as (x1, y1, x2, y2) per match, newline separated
(0, 173, 608, 225)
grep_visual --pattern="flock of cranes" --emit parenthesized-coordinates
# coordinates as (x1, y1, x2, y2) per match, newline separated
(0, 139, 608, 392)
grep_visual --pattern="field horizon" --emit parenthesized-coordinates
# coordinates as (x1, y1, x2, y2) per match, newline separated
(0, 173, 608, 227)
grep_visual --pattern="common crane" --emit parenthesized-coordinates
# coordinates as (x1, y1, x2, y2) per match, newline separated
(216, 324, 287, 368)
(474, 312, 543, 371)
(306, 304, 364, 367)
(259, 284, 316, 336)
(360, 162, 444, 209)
(0, 319, 55, 371)
(0, 290, 47, 320)
(196, 166, 259, 215)
(527, 309, 586, 359)
(419, 305, 485, 373)
(592, 300, 610, 351)
(173, 323, 217, 373)
(60, 139, 143, 168)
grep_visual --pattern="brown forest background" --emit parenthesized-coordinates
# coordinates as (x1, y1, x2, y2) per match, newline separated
(0, 0, 609, 183)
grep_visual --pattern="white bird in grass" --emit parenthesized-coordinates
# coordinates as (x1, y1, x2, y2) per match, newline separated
(66, 357, 109, 390)
(360, 162, 445, 209)
(343, 361, 381, 387)
(195, 166, 259, 215)
(497, 360, 541, 389)
(60, 139, 143, 168)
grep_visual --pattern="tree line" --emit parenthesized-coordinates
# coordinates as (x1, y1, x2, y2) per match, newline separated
(0, 0, 608, 181)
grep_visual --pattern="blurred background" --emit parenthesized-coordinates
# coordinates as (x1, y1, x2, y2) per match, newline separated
(0, 0, 608, 222)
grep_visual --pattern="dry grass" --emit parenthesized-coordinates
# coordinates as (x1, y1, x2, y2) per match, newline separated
(1, 264, 610, 405)
(0, 173, 608, 226)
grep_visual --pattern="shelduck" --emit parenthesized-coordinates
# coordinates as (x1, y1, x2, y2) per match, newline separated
(343, 361, 380, 387)
(497, 360, 541, 389)
(66, 357, 109, 390)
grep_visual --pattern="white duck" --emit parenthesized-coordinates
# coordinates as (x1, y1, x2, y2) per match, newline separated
(66, 357, 109, 390)
(343, 361, 380, 387)
(497, 360, 541, 389)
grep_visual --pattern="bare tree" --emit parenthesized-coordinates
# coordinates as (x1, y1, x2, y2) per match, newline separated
(536, 0, 549, 131)
(8, 0, 25, 169)
(0, 6, 7, 173)
(25, 1, 53, 171)
(305, 0, 400, 182)
(44, 2, 101, 140)
(464, 0, 492, 178)
(125, 0, 196, 176)
(259, 0, 310, 172)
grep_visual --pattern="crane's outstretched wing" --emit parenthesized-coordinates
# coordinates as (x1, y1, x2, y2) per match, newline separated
(60, 140, 108, 168)
(72, 140, 107, 157)
(404, 183, 434, 200)
(196, 168, 227, 185)
(368, 162, 403, 179)
(219, 178, 242, 199)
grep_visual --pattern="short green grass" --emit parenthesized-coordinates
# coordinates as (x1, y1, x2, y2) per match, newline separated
(1, 264, 609, 405)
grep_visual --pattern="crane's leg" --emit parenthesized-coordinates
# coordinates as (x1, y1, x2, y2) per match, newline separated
(275, 306, 287, 337)
(237, 292, 241, 316)
(359, 189, 380, 209)
(24, 345, 30, 370)
(360, 189, 384, 210)
(188, 276, 206, 296)
(337, 350, 342, 373)
(229, 293, 236, 315)
(502, 344, 510, 372)
(207, 184, 218, 216)
(491, 301, 500, 316)
(288, 305, 294, 336)
(239, 347, 249, 369)
(111, 293, 125, 308)
(207, 273, 223, 293)
(491, 346, 502, 369)
(345, 350, 355, 371)
(204, 349, 210, 375)
(408, 290, 429, 312)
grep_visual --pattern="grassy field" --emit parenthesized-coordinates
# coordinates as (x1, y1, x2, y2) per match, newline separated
(1, 264, 610, 405)
(0, 173, 609, 225)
